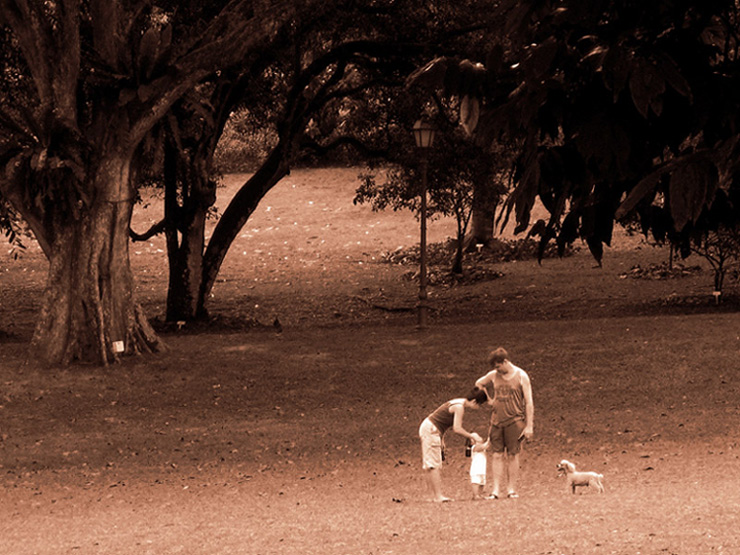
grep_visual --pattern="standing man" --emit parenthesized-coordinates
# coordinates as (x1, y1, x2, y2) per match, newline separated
(475, 347, 534, 499)
(418, 388, 487, 502)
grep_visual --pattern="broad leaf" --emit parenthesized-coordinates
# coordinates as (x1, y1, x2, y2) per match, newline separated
(139, 26, 159, 81)
(655, 53, 691, 100)
(629, 58, 665, 119)
(601, 45, 631, 102)
(615, 171, 660, 220)
(557, 210, 580, 255)
(586, 234, 603, 264)
(460, 95, 480, 135)
(669, 158, 717, 231)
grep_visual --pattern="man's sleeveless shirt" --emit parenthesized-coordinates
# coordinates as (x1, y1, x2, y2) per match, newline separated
(491, 370, 525, 426)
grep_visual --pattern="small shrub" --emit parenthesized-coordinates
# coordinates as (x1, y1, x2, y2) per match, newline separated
(620, 262, 703, 280)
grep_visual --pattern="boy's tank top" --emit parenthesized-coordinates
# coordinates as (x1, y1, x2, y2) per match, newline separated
(427, 400, 463, 436)
(491, 370, 525, 426)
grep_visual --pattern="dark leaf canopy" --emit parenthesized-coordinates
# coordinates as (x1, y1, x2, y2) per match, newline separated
(408, 0, 740, 263)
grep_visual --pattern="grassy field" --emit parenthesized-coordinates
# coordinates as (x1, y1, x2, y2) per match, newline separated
(1, 168, 740, 554)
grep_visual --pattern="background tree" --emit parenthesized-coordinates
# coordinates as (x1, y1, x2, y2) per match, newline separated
(690, 225, 740, 299)
(355, 115, 506, 274)
(135, 0, 499, 321)
(0, 0, 314, 365)
(0, 201, 28, 258)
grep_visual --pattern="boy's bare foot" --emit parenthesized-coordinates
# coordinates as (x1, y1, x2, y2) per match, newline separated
(434, 496, 452, 503)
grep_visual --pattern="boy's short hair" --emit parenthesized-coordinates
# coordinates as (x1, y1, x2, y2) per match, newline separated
(487, 347, 509, 366)
(467, 387, 488, 405)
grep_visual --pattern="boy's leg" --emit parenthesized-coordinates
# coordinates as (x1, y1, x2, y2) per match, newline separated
(420, 421, 449, 502)
(425, 468, 449, 502)
(470, 469, 485, 499)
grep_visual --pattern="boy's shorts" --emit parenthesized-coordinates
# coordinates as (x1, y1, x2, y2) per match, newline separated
(469, 452, 487, 485)
(419, 418, 443, 470)
(489, 419, 525, 454)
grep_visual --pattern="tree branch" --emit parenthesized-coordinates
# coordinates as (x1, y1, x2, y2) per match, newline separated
(300, 135, 389, 159)
(129, 218, 167, 242)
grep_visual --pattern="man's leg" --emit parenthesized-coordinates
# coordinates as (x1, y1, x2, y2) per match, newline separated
(506, 452, 520, 496)
(503, 420, 525, 497)
(490, 452, 505, 498)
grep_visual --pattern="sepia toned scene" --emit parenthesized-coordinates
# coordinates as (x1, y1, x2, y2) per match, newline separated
(2, 2, 740, 554)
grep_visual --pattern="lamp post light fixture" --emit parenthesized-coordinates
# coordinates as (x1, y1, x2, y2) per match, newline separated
(413, 117, 437, 149)
(412, 118, 437, 329)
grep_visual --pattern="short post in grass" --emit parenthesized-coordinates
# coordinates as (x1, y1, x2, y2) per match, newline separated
(413, 118, 437, 329)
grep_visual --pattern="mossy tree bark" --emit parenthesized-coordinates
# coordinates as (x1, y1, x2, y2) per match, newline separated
(30, 156, 161, 365)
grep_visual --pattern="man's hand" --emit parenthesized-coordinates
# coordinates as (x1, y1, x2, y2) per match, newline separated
(519, 427, 533, 442)
(471, 432, 483, 444)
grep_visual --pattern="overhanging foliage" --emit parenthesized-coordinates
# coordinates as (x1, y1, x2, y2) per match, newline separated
(408, 0, 740, 265)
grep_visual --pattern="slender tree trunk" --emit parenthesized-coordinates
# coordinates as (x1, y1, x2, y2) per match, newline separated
(452, 206, 467, 275)
(30, 156, 162, 365)
(165, 214, 209, 322)
(452, 241, 464, 274)
(163, 140, 216, 322)
(198, 146, 290, 316)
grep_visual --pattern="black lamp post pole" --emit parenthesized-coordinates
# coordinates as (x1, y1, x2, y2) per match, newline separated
(412, 118, 436, 329)
(418, 155, 428, 329)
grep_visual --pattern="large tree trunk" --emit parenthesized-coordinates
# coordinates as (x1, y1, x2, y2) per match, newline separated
(31, 157, 162, 365)
(464, 178, 500, 250)
(470, 198, 495, 245)
(468, 179, 496, 245)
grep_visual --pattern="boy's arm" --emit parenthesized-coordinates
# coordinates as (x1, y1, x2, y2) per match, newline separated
(450, 404, 482, 443)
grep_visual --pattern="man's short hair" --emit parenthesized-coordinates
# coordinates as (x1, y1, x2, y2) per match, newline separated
(488, 347, 509, 366)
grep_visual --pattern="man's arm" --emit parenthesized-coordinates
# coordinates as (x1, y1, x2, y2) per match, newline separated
(519, 371, 534, 440)
(475, 370, 495, 403)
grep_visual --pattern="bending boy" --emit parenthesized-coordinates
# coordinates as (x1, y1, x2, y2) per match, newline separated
(418, 388, 487, 502)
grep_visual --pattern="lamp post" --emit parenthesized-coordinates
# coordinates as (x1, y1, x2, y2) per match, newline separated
(412, 118, 436, 329)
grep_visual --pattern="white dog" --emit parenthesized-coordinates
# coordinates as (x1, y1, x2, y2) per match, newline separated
(557, 459, 605, 494)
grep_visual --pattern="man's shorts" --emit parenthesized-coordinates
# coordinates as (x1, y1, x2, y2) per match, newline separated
(489, 419, 525, 454)
(419, 418, 443, 470)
